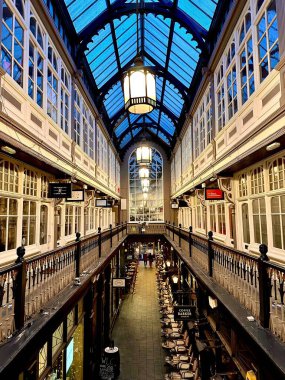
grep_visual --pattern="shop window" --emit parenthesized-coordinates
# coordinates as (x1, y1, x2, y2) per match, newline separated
(75, 206, 81, 234)
(41, 176, 49, 198)
(65, 205, 73, 236)
(268, 157, 285, 190)
(0, 160, 19, 192)
(56, 207, 61, 242)
(257, 0, 279, 82)
(40, 205, 48, 245)
(238, 173, 248, 197)
(217, 203, 226, 234)
(251, 166, 265, 194)
(271, 195, 285, 249)
(0, 197, 17, 251)
(195, 205, 203, 229)
(241, 203, 250, 244)
(23, 169, 38, 196)
(252, 198, 267, 244)
(1, 1, 24, 87)
(38, 342, 48, 377)
(209, 204, 216, 232)
(52, 322, 63, 357)
(22, 200, 36, 245)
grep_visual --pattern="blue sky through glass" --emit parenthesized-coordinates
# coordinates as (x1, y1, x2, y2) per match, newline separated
(64, 0, 219, 151)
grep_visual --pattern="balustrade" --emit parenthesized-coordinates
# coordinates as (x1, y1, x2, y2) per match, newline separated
(165, 223, 285, 344)
(0, 223, 127, 344)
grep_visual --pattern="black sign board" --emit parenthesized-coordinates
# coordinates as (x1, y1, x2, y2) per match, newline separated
(174, 305, 196, 321)
(48, 183, 72, 198)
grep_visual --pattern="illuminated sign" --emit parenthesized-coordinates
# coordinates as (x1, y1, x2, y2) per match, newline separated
(205, 188, 224, 200)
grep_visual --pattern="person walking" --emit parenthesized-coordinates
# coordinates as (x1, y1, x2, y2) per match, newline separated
(143, 252, 148, 267)
(148, 252, 154, 268)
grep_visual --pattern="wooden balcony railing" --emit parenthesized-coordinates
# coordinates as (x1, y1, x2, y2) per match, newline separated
(165, 222, 285, 344)
(0, 223, 127, 344)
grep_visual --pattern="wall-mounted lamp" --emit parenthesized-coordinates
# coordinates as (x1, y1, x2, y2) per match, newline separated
(172, 274, 179, 284)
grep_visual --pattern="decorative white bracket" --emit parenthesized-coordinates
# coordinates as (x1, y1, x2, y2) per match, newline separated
(195, 189, 206, 208)
(217, 177, 234, 204)
(182, 194, 192, 208)
(84, 190, 95, 208)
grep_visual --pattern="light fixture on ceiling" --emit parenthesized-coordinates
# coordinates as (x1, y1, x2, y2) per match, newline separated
(123, 0, 156, 114)
(210, 175, 217, 182)
(266, 141, 280, 151)
(141, 178, 150, 188)
(136, 145, 152, 165)
(1, 145, 16, 154)
(139, 166, 150, 178)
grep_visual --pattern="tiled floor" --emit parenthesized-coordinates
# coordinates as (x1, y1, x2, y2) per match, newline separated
(112, 262, 165, 380)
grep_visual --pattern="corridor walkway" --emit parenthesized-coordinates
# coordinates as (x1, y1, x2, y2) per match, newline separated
(112, 262, 165, 380)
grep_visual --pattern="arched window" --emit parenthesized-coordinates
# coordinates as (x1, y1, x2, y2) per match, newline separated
(23, 169, 37, 196)
(251, 166, 265, 194)
(129, 147, 164, 222)
(268, 157, 285, 190)
(238, 173, 248, 197)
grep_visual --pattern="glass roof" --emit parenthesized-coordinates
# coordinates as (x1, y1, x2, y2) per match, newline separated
(64, 0, 219, 152)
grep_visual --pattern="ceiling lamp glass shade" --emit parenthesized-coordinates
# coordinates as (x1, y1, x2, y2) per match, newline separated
(139, 167, 149, 178)
(136, 146, 152, 165)
(123, 56, 156, 114)
(141, 179, 150, 188)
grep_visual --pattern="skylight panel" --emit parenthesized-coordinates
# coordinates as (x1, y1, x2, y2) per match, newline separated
(120, 132, 132, 148)
(66, 0, 107, 33)
(177, 0, 217, 30)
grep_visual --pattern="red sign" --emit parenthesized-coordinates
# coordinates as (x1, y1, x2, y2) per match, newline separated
(205, 188, 224, 200)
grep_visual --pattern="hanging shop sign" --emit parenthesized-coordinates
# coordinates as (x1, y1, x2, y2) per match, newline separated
(48, 183, 72, 198)
(204, 188, 224, 200)
(95, 199, 113, 207)
(174, 305, 196, 321)
(66, 190, 85, 202)
(112, 278, 126, 288)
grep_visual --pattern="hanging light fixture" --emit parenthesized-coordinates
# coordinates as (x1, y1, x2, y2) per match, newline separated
(123, 0, 156, 114)
(139, 166, 150, 178)
(136, 145, 152, 165)
(141, 178, 150, 188)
